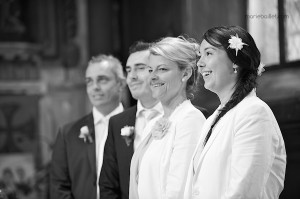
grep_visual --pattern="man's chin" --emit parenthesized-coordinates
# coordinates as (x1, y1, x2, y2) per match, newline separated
(130, 92, 142, 100)
(92, 100, 106, 107)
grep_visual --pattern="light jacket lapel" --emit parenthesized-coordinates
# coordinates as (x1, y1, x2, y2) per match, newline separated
(194, 118, 227, 175)
(196, 90, 257, 171)
(194, 91, 257, 172)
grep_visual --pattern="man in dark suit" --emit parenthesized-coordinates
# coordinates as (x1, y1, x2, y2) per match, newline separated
(100, 41, 164, 199)
(50, 54, 126, 199)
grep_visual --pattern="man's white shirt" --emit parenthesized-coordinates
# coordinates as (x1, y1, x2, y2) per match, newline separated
(134, 101, 163, 150)
(93, 103, 124, 199)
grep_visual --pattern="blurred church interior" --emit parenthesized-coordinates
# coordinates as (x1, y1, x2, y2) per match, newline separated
(0, 0, 299, 198)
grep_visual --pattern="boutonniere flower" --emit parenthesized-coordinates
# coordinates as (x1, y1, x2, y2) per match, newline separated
(150, 118, 171, 140)
(121, 126, 135, 146)
(228, 34, 248, 56)
(257, 62, 265, 76)
(79, 126, 93, 143)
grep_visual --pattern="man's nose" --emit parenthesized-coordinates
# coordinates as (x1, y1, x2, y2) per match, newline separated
(91, 81, 101, 90)
(128, 70, 138, 80)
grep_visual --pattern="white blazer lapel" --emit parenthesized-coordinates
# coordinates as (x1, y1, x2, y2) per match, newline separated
(193, 118, 227, 176)
(195, 91, 257, 172)
(183, 115, 218, 198)
(192, 108, 218, 172)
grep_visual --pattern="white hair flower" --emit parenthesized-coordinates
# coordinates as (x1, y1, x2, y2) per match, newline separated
(228, 34, 248, 56)
(257, 63, 265, 76)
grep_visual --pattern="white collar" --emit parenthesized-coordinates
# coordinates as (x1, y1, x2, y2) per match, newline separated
(216, 89, 257, 111)
(93, 103, 124, 124)
(136, 100, 164, 117)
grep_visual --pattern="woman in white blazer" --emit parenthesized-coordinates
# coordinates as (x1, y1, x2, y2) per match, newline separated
(129, 37, 206, 199)
(184, 26, 286, 199)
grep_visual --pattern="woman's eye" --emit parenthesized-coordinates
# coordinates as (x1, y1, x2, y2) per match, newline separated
(159, 68, 167, 71)
(206, 52, 212, 56)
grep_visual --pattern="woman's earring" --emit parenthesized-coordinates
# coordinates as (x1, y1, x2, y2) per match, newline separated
(233, 64, 238, 74)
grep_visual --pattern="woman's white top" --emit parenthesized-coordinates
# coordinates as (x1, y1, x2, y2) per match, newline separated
(184, 91, 286, 199)
(137, 100, 206, 199)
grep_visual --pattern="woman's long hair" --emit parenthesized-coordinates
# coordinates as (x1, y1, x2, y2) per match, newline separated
(203, 26, 261, 145)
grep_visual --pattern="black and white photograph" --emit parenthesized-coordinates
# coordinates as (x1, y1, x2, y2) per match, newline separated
(0, 0, 299, 198)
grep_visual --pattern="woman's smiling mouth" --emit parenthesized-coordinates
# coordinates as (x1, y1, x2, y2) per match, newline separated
(202, 71, 212, 77)
(150, 82, 165, 87)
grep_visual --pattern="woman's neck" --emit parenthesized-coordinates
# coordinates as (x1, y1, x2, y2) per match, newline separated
(161, 95, 187, 118)
(217, 87, 235, 107)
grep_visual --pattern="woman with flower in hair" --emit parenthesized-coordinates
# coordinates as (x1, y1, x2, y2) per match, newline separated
(184, 26, 286, 198)
(129, 36, 206, 199)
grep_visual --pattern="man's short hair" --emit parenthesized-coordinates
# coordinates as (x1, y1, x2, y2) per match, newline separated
(128, 41, 152, 55)
(88, 54, 126, 87)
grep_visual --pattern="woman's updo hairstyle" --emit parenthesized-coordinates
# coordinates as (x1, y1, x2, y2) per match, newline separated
(149, 36, 200, 99)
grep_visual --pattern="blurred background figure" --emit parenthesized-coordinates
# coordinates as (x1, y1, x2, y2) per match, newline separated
(14, 167, 35, 199)
(0, 168, 17, 199)
(50, 55, 126, 199)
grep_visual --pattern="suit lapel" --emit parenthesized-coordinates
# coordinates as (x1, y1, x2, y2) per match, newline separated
(86, 113, 97, 176)
(121, 106, 137, 154)
(194, 113, 227, 174)
(195, 91, 257, 172)
(193, 92, 258, 179)
(129, 107, 137, 153)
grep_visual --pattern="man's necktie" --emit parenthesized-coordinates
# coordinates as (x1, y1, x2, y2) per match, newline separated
(134, 109, 159, 150)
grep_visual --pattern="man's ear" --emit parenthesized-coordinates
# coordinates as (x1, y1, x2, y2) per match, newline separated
(118, 79, 126, 92)
(182, 67, 192, 82)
